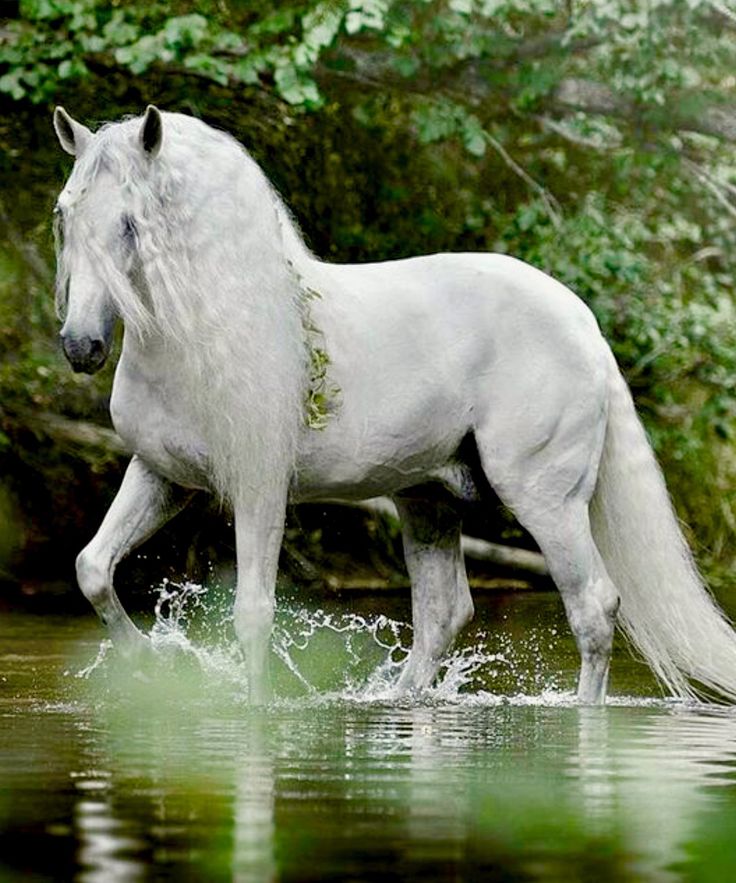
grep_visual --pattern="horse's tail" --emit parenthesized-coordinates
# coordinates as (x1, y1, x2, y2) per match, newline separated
(589, 357, 736, 701)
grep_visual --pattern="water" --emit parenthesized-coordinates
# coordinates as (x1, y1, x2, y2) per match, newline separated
(3, 588, 736, 881)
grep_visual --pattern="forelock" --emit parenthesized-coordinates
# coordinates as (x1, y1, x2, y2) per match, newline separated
(64, 120, 146, 200)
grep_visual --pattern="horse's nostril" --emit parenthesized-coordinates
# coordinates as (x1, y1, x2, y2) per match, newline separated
(60, 333, 77, 361)
(89, 338, 104, 359)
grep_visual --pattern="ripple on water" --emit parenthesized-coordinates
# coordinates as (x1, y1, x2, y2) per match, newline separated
(7, 589, 736, 883)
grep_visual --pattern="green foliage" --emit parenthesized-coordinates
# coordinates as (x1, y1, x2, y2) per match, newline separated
(2, 0, 736, 579)
(300, 286, 341, 431)
(412, 100, 487, 157)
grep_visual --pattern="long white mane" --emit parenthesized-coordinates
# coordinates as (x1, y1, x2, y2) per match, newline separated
(58, 113, 312, 504)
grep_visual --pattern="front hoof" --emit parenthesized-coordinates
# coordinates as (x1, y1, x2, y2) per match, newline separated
(117, 635, 159, 677)
(135, 635, 204, 679)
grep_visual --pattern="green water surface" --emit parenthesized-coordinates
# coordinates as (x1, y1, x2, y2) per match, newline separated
(2, 591, 736, 882)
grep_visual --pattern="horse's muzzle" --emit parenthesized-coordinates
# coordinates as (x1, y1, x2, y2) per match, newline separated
(60, 333, 109, 374)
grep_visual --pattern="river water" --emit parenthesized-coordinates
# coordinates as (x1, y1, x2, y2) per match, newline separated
(2, 586, 736, 881)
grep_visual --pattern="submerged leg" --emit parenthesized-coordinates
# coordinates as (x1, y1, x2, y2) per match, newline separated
(232, 487, 289, 705)
(76, 455, 192, 655)
(394, 496, 474, 694)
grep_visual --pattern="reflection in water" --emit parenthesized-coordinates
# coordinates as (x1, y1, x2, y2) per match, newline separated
(574, 708, 615, 830)
(75, 787, 143, 883)
(404, 707, 468, 871)
(5, 606, 736, 881)
(231, 718, 276, 883)
(71, 727, 144, 883)
(572, 706, 736, 881)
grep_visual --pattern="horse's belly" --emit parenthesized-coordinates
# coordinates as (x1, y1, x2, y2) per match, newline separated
(293, 397, 470, 502)
(294, 449, 453, 501)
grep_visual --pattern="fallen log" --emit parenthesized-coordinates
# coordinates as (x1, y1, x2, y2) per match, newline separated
(23, 410, 129, 456)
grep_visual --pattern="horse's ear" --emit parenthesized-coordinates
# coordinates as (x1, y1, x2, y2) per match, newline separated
(140, 105, 163, 159)
(53, 107, 91, 157)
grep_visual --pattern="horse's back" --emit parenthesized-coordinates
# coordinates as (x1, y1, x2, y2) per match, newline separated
(315, 251, 602, 352)
(313, 251, 609, 419)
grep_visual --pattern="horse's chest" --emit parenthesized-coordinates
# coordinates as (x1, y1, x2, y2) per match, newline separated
(110, 373, 210, 489)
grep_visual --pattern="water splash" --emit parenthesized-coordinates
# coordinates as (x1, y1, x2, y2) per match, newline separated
(75, 638, 114, 680)
(73, 580, 693, 709)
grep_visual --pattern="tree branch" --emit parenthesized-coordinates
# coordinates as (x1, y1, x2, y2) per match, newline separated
(705, 0, 736, 30)
(20, 410, 129, 457)
(482, 129, 562, 226)
(681, 156, 736, 221)
(319, 47, 736, 145)
(551, 78, 736, 143)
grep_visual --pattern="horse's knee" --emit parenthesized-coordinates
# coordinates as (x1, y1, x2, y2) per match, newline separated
(76, 547, 112, 608)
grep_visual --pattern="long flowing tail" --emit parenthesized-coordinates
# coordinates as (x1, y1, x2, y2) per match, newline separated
(589, 356, 736, 701)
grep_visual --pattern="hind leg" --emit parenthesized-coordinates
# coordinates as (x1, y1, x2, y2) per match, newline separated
(474, 403, 618, 702)
(525, 504, 619, 703)
(393, 495, 474, 694)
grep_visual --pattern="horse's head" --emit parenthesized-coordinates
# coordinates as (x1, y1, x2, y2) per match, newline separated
(52, 106, 163, 373)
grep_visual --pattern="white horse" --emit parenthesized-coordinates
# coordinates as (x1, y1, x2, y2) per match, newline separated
(52, 105, 736, 705)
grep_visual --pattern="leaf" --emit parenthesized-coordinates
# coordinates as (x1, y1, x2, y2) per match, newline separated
(302, 4, 343, 51)
(102, 13, 139, 47)
(275, 62, 322, 107)
(163, 14, 209, 50)
(0, 70, 26, 100)
(250, 8, 297, 36)
(346, 0, 389, 34)
(231, 56, 263, 86)
(461, 114, 487, 157)
(392, 55, 419, 77)
(463, 130, 486, 157)
(183, 55, 230, 87)
(412, 101, 459, 144)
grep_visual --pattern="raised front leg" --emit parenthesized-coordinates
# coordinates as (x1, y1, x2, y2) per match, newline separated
(76, 455, 192, 656)
(232, 487, 289, 705)
(394, 496, 475, 694)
